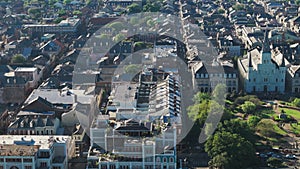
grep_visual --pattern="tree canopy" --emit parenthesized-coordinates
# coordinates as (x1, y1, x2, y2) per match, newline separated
(205, 131, 257, 169)
(241, 101, 256, 114)
(11, 54, 26, 63)
(127, 3, 142, 14)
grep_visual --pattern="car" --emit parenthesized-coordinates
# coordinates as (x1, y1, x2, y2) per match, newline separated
(285, 154, 296, 159)
(260, 153, 268, 158)
(266, 152, 274, 157)
(271, 153, 282, 158)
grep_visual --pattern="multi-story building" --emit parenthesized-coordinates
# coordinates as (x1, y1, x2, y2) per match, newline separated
(87, 68, 181, 169)
(0, 135, 74, 169)
(191, 60, 238, 93)
(24, 18, 81, 37)
(14, 67, 40, 89)
(238, 33, 287, 93)
(286, 65, 300, 93)
(7, 111, 60, 135)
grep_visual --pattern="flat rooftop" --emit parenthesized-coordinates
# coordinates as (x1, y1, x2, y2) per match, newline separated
(15, 67, 37, 72)
(0, 135, 71, 150)
(0, 144, 40, 156)
(24, 89, 75, 105)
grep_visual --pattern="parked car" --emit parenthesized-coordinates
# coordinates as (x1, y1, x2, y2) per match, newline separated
(285, 154, 296, 159)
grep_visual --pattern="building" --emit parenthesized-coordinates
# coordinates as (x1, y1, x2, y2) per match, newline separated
(14, 67, 40, 88)
(0, 66, 42, 104)
(191, 60, 238, 93)
(24, 18, 81, 37)
(0, 135, 75, 169)
(7, 111, 60, 135)
(87, 68, 181, 169)
(238, 33, 287, 93)
(286, 65, 300, 93)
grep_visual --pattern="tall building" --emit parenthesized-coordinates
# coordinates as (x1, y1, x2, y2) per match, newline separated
(238, 33, 287, 93)
(0, 135, 74, 169)
(87, 68, 181, 169)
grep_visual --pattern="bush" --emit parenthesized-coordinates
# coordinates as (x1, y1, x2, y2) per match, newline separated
(292, 98, 300, 107)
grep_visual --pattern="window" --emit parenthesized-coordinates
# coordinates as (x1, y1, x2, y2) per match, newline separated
(163, 157, 167, 163)
(170, 157, 174, 163)
(25, 166, 32, 169)
(23, 158, 32, 162)
(40, 162, 47, 167)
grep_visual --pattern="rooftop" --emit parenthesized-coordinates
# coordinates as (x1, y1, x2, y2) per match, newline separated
(15, 67, 37, 72)
(0, 135, 70, 150)
(0, 144, 39, 156)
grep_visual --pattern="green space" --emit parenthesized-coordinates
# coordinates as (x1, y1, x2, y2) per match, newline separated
(279, 108, 300, 121)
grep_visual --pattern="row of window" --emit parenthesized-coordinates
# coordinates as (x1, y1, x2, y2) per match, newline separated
(196, 73, 237, 78)
(249, 78, 284, 83)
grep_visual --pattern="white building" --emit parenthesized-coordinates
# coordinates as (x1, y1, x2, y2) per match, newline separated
(87, 69, 180, 169)
(0, 135, 75, 169)
(238, 33, 287, 93)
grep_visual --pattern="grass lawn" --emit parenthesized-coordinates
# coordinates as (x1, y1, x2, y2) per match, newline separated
(280, 108, 300, 121)
(256, 119, 288, 143)
(290, 123, 300, 135)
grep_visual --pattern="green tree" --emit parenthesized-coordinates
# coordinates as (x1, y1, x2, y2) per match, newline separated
(11, 54, 26, 63)
(124, 64, 140, 74)
(247, 115, 261, 128)
(212, 83, 227, 104)
(267, 157, 284, 168)
(134, 42, 146, 51)
(205, 131, 257, 169)
(187, 97, 210, 124)
(218, 119, 256, 143)
(127, 3, 142, 14)
(143, 1, 161, 12)
(193, 92, 210, 104)
(108, 22, 125, 32)
(113, 34, 126, 43)
(58, 9, 67, 17)
(28, 8, 41, 18)
(241, 101, 256, 114)
(63, 0, 71, 4)
(73, 10, 82, 16)
(218, 8, 225, 14)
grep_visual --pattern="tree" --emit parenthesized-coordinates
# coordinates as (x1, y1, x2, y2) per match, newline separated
(212, 83, 227, 104)
(143, 1, 161, 12)
(113, 33, 126, 43)
(11, 54, 26, 63)
(124, 64, 140, 74)
(218, 8, 225, 14)
(193, 92, 210, 104)
(247, 115, 261, 128)
(127, 3, 142, 14)
(28, 8, 41, 18)
(187, 98, 210, 124)
(292, 98, 300, 107)
(267, 157, 284, 168)
(134, 42, 146, 51)
(256, 119, 277, 137)
(205, 131, 257, 169)
(73, 10, 82, 16)
(58, 9, 67, 17)
(218, 119, 256, 143)
(241, 101, 256, 114)
(63, 0, 71, 4)
(108, 22, 125, 32)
